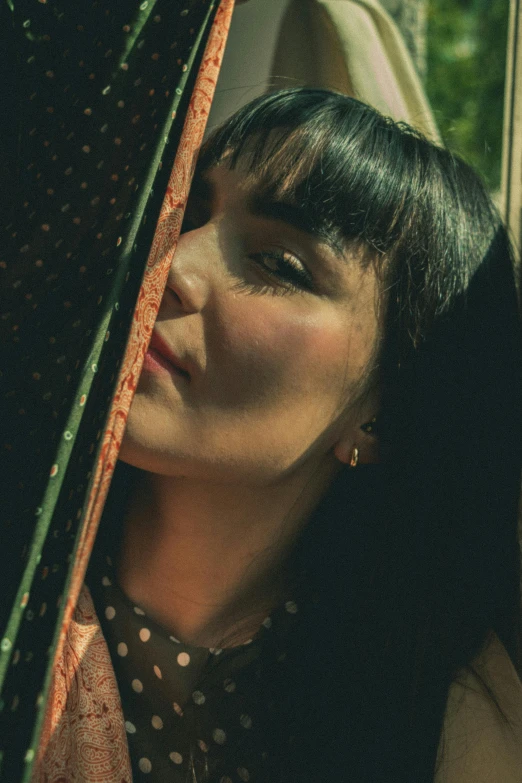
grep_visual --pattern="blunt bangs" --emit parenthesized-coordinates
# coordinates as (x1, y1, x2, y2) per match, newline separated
(198, 90, 449, 261)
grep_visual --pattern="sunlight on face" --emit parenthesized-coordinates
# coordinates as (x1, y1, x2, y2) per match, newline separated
(119, 163, 380, 485)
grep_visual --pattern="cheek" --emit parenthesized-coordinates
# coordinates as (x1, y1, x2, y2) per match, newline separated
(207, 296, 373, 414)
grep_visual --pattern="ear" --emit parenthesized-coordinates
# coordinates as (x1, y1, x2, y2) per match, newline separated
(333, 395, 380, 466)
(333, 421, 380, 465)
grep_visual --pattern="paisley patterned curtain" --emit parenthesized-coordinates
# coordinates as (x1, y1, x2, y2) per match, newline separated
(0, 1, 234, 779)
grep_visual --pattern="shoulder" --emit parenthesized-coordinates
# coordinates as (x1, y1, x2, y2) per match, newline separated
(435, 633, 522, 783)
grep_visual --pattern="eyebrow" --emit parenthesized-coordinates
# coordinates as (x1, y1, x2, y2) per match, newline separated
(190, 172, 346, 257)
(248, 194, 346, 257)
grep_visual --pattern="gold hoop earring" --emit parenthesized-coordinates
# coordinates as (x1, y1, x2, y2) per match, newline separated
(349, 445, 359, 468)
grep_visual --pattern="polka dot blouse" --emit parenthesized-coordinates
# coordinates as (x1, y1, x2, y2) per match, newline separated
(86, 545, 301, 782)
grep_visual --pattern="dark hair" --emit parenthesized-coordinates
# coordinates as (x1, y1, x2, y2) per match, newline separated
(195, 88, 522, 782)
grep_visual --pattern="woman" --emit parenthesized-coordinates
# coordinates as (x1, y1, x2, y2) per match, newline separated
(43, 88, 522, 782)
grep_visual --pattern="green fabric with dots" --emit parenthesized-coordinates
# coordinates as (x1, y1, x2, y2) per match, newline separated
(0, 1, 220, 779)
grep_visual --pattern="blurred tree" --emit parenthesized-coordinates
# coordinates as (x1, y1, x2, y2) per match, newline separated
(425, 0, 509, 190)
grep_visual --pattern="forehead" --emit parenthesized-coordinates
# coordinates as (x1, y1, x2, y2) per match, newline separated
(199, 126, 316, 189)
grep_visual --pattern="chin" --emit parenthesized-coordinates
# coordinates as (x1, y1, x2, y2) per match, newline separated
(118, 425, 201, 479)
(118, 429, 167, 474)
(117, 436, 151, 472)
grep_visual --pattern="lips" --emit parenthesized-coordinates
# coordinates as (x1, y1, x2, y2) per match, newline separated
(147, 332, 191, 379)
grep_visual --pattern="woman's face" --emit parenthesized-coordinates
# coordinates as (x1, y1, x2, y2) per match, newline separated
(120, 161, 380, 484)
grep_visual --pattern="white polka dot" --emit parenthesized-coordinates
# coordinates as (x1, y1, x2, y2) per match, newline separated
(240, 714, 253, 729)
(212, 728, 226, 745)
(131, 679, 143, 693)
(173, 702, 184, 716)
(242, 638, 253, 645)
(285, 600, 298, 614)
(151, 714, 163, 730)
(177, 652, 190, 667)
(223, 678, 236, 693)
(125, 720, 136, 734)
(169, 635, 180, 644)
(192, 690, 205, 705)
(169, 752, 183, 765)
(133, 606, 145, 616)
(262, 616, 272, 629)
(153, 664, 162, 679)
(209, 647, 222, 655)
(139, 627, 151, 642)
(237, 768, 250, 781)
(101, 576, 111, 586)
(117, 642, 128, 657)
(104, 606, 116, 620)
(138, 757, 152, 773)
(220, 777, 233, 783)
(198, 740, 208, 753)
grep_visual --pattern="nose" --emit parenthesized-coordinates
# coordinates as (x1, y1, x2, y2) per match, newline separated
(163, 225, 216, 314)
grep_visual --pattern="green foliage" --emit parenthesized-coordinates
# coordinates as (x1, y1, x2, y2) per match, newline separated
(426, 0, 509, 190)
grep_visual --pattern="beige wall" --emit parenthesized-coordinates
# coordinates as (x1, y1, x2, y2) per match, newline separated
(207, 0, 294, 132)
(207, 0, 438, 143)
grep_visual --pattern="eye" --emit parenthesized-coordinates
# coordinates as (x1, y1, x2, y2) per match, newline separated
(249, 250, 314, 292)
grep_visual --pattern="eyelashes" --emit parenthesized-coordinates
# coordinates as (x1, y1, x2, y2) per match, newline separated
(248, 250, 314, 293)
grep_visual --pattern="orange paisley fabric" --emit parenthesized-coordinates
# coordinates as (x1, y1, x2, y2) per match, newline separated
(33, 585, 131, 783)
(33, 1, 235, 779)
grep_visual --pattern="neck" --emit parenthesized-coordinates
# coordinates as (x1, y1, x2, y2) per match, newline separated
(117, 458, 339, 647)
